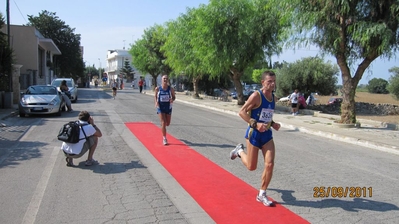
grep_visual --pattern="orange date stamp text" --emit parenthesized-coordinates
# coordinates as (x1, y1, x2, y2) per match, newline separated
(313, 186, 373, 198)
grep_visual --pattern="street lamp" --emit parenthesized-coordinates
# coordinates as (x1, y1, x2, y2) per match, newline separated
(98, 58, 101, 80)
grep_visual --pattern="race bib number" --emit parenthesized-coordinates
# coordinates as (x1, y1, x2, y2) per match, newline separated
(259, 108, 274, 123)
(160, 95, 170, 102)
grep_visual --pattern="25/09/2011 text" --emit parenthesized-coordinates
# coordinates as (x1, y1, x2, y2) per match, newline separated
(313, 186, 372, 198)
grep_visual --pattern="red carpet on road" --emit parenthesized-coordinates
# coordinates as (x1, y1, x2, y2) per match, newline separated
(126, 122, 309, 224)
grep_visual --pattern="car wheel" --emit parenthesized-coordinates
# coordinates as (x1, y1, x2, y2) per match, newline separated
(19, 111, 25, 117)
(56, 105, 62, 116)
(72, 96, 77, 103)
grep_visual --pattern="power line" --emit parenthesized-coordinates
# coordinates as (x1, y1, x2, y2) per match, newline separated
(12, 0, 28, 24)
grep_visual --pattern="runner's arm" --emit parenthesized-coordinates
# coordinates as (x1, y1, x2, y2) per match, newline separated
(154, 87, 159, 107)
(170, 87, 176, 102)
(238, 91, 259, 124)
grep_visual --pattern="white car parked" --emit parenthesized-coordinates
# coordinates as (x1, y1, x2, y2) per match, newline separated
(51, 78, 78, 102)
(278, 94, 291, 102)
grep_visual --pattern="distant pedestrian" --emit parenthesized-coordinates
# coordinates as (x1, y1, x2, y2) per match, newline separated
(289, 89, 299, 115)
(138, 77, 144, 93)
(112, 81, 117, 99)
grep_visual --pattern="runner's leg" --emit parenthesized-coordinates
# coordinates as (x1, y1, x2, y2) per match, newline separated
(260, 140, 275, 190)
(165, 114, 172, 126)
(239, 138, 259, 170)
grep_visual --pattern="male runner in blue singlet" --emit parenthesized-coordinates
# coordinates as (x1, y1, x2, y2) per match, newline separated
(154, 75, 176, 145)
(230, 71, 281, 207)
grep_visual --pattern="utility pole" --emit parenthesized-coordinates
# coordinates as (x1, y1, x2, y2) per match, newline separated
(6, 0, 13, 92)
(98, 58, 101, 80)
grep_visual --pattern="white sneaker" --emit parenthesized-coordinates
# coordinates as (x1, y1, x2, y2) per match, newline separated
(163, 138, 168, 145)
(256, 192, 273, 207)
(230, 143, 243, 160)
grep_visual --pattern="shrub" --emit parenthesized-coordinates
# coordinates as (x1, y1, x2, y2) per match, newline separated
(388, 73, 399, 100)
(367, 78, 389, 94)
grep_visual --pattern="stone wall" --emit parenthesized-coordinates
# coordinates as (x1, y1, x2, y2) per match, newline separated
(302, 102, 399, 115)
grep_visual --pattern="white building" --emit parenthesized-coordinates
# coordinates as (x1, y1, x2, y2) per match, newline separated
(105, 49, 131, 81)
(105, 49, 152, 89)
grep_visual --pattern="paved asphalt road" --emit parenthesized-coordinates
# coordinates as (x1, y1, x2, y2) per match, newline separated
(0, 87, 398, 224)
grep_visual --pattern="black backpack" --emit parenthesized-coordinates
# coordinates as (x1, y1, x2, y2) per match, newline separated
(57, 121, 88, 143)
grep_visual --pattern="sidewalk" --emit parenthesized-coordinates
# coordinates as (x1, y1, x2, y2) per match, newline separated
(168, 91, 399, 155)
(0, 105, 18, 123)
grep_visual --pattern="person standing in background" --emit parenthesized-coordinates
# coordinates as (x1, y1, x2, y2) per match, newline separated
(138, 77, 144, 93)
(289, 89, 299, 115)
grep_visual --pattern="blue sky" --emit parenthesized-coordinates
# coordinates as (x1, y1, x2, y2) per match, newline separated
(3, 0, 398, 84)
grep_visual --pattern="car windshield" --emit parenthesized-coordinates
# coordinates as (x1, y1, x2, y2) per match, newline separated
(26, 86, 58, 95)
(51, 80, 73, 88)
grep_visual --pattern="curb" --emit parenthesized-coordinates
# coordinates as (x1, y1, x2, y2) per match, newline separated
(280, 122, 399, 156)
(1, 110, 18, 120)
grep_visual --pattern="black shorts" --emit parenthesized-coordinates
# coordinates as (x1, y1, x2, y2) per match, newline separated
(112, 87, 117, 91)
(291, 103, 298, 108)
(63, 136, 95, 159)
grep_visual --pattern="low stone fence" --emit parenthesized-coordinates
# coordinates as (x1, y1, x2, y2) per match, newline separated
(184, 91, 232, 102)
(276, 101, 399, 116)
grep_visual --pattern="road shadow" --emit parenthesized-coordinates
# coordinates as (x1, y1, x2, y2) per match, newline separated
(0, 141, 46, 168)
(270, 188, 399, 212)
(180, 139, 236, 149)
(69, 160, 147, 174)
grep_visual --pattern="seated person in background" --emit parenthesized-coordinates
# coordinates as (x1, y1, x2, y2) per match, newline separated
(59, 80, 73, 112)
(298, 93, 307, 109)
(61, 111, 102, 167)
(306, 94, 314, 106)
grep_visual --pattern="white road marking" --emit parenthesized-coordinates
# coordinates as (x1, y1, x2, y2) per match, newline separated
(22, 146, 59, 224)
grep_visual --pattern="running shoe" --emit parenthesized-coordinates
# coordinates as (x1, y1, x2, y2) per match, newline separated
(163, 138, 168, 145)
(256, 192, 273, 207)
(230, 143, 243, 160)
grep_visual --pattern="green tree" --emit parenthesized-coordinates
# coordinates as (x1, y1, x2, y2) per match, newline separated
(130, 39, 157, 88)
(388, 67, 399, 100)
(275, 57, 339, 97)
(367, 78, 389, 94)
(84, 63, 98, 81)
(191, 0, 285, 105)
(275, 0, 399, 124)
(162, 6, 208, 98)
(119, 59, 134, 81)
(27, 10, 84, 80)
(0, 13, 14, 92)
(130, 24, 171, 90)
